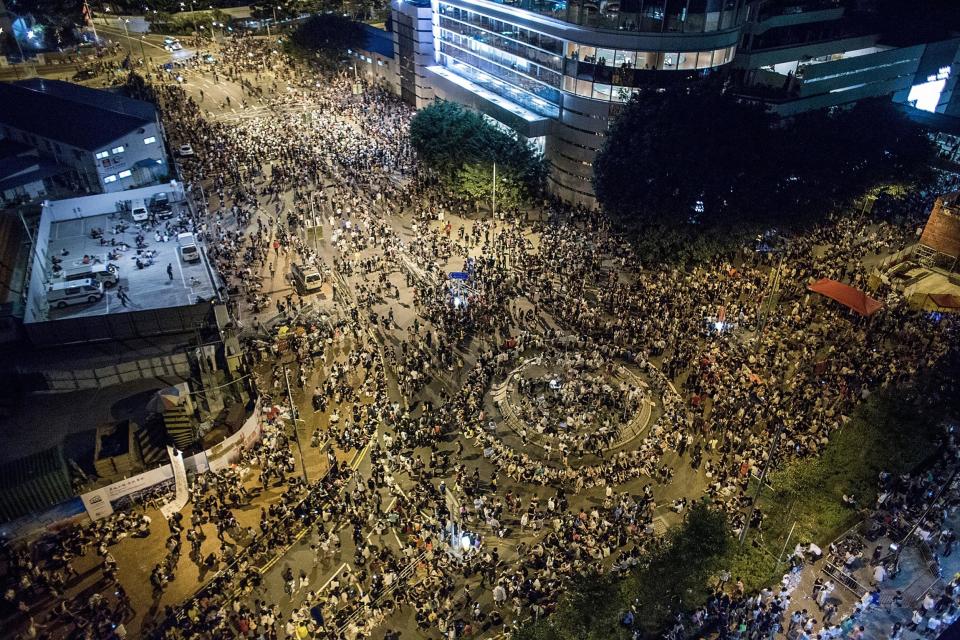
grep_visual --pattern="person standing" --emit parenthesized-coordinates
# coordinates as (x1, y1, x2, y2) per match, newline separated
(167, 263, 174, 281)
(117, 286, 130, 307)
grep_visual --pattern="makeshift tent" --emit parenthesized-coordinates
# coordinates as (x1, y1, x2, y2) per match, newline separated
(807, 278, 884, 316)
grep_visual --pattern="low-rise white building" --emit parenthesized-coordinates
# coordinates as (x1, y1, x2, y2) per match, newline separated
(0, 79, 169, 195)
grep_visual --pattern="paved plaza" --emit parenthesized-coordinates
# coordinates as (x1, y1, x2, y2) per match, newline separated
(1, 31, 960, 640)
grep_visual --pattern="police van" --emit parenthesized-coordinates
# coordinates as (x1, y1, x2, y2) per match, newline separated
(291, 263, 323, 291)
(47, 279, 105, 309)
(60, 263, 119, 288)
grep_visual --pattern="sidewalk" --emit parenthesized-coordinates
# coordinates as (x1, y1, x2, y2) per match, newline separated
(778, 510, 960, 639)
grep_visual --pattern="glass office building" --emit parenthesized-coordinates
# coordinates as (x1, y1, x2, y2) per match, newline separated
(398, 0, 750, 205)
(387, 0, 960, 206)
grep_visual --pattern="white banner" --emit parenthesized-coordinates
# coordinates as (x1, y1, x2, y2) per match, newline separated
(80, 402, 262, 521)
(159, 447, 189, 519)
(207, 402, 263, 471)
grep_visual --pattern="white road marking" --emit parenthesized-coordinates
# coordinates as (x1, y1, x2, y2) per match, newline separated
(175, 252, 189, 304)
(318, 562, 348, 592)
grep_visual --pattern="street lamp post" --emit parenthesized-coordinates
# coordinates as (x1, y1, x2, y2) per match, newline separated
(309, 196, 319, 252)
(739, 419, 786, 548)
(267, 5, 278, 37)
(492, 162, 496, 220)
(283, 365, 310, 483)
(119, 18, 143, 61)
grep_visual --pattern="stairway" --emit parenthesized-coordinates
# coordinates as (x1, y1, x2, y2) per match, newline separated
(163, 403, 195, 450)
(134, 419, 169, 468)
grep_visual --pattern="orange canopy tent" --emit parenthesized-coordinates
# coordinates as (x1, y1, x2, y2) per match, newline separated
(807, 278, 884, 316)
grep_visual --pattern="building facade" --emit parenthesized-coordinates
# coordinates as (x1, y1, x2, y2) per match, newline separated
(393, 0, 751, 205)
(0, 80, 169, 195)
(390, 0, 960, 207)
(733, 2, 960, 117)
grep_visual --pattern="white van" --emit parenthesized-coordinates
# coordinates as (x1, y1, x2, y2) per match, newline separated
(47, 279, 104, 309)
(177, 232, 201, 263)
(61, 263, 119, 288)
(130, 199, 149, 222)
(291, 263, 323, 291)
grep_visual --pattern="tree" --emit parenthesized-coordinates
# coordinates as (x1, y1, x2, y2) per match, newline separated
(594, 82, 936, 252)
(288, 13, 366, 64)
(410, 100, 547, 209)
(626, 502, 730, 633)
(457, 163, 524, 212)
(593, 79, 777, 230)
(517, 502, 731, 639)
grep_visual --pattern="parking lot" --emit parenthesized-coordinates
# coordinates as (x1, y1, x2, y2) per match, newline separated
(39, 204, 217, 321)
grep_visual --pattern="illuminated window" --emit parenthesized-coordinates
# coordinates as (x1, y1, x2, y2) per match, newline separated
(659, 53, 678, 70)
(118, 170, 132, 178)
(696, 50, 714, 69)
(907, 67, 951, 113)
(143, 136, 157, 145)
(103, 175, 117, 183)
(111, 145, 125, 154)
(95, 151, 109, 159)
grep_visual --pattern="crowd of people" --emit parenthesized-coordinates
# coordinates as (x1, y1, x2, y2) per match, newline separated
(4, 28, 960, 640)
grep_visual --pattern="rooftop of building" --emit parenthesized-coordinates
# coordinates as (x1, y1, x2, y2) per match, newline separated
(362, 24, 395, 58)
(0, 155, 63, 192)
(0, 138, 35, 158)
(24, 184, 218, 325)
(0, 80, 157, 152)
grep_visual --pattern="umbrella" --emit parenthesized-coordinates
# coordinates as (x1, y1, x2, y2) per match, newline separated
(147, 386, 186, 414)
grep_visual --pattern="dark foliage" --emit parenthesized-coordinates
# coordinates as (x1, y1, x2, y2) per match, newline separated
(409, 100, 548, 206)
(594, 80, 935, 244)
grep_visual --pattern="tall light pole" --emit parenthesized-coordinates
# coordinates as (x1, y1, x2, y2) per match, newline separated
(82, 0, 99, 43)
(283, 365, 309, 483)
(269, 5, 278, 37)
(739, 420, 786, 547)
(492, 162, 496, 220)
(119, 17, 141, 61)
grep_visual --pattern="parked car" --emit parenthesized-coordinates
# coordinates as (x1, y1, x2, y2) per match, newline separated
(47, 279, 104, 309)
(177, 232, 200, 263)
(150, 192, 173, 219)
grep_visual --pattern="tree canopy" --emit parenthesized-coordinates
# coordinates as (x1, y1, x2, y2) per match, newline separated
(409, 100, 547, 210)
(515, 502, 730, 640)
(594, 80, 935, 243)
